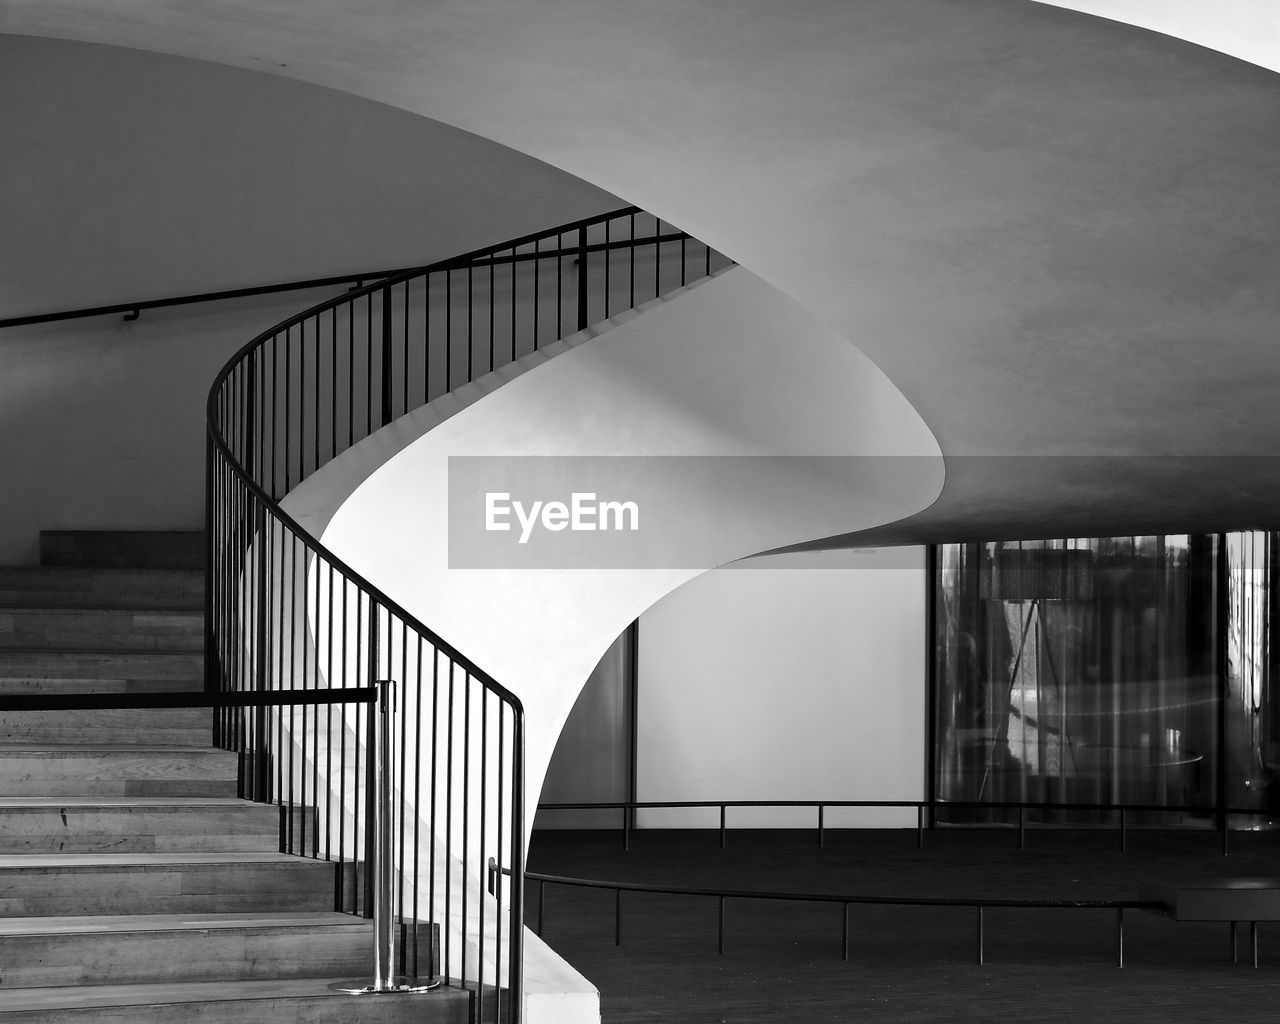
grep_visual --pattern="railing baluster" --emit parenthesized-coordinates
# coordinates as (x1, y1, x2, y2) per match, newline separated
(206, 207, 719, 1023)
(577, 226, 589, 331)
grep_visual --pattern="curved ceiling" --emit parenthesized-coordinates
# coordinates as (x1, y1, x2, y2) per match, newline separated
(3, 0, 1278, 541)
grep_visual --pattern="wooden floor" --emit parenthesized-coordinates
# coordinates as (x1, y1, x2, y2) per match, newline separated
(526, 827, 1280, 1023)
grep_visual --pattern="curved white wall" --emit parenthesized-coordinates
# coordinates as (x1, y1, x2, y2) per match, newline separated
(318, 268, 943, 845)
(300, 266, 941, 1019)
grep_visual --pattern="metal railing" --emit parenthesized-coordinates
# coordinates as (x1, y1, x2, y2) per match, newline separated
(0, 684, 421, 989)
(537, 797, 1257, 855)
(207, 206, 732, 1019)
(517, 866, 1160, 968)
(0, 264, 430, 331)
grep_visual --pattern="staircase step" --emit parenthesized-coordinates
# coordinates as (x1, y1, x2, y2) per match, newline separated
(0, 853, 337, 916)
(0, 707, 210, 746)
(0, 649, 203, 681)
(0, 746, 238, 797)
(40, 532, 205, 571)
(0, 609, 203, 652)
(0, 568, 203, 610)
(0, 798, 300, 854)
(0, 912, 424, 988)
(0, 978, 471, 1023)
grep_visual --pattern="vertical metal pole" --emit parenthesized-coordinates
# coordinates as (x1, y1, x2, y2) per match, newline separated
(719, 805, 726, 849)
(1231, 921, 1239, 963)
(1252, 921, 1259, 968)
(204, 436, 217, 700)
(926, 545, 939, 829)
(1116, 907, 1124, 968)
(380, 285, 393, 427)
(627, 619, 639, 842)
(718, 896, 725, 954)
(841, 903, 850, 962)
(374, 679, 397, 990)
(818, 804, 825, 848)
(1217, 533, 1230, 855)
(976, 907, 985, 965)
(253, 501, 269, 802)
(576, 226, 589, 331)
(917, 805, 925, 849)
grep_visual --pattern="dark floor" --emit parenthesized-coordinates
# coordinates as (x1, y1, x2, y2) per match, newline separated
(525, 827, 1280, 1023)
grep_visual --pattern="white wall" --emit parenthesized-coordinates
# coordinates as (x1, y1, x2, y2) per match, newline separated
(306, 265, 942, 1022)
(1033, 1, 1280, 74)
(636, 548, 926, 830)
(314, 266, 942, 856)
(0, 34, 618, 564)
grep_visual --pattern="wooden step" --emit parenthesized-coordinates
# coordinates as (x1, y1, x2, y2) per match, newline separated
(0, 912, 433, 988)
(40, 532, 205, 571)
(0, 798, 301, 854)
(0, 568, 204, 611)
(0, 609, 203, 652)
(0, 978, 471, 1023)
(0, 852, 337, 916)
(0, 707, 210, 746)
(0, 746, 238, 797)
(0, 650, 203, 682)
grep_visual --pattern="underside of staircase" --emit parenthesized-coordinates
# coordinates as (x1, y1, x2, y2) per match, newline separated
(0, 531, 472, 1022)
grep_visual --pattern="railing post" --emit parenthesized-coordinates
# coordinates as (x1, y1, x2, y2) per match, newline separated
(253, 500, 269, 803)
(576, 226, 589, 331)
(333, 679, 437, 996)
(371, 678, 396, 988)
(380, 285, 394, 427)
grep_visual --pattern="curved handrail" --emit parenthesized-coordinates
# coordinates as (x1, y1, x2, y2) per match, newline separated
(206, 204, 731, 1018)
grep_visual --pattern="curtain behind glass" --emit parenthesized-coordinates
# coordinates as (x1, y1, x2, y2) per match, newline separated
(934, 536, 1219, 827)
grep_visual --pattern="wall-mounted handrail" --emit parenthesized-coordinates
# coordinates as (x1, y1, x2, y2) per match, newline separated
(206, 204, 731, 1021)
(0, 205, 680, 331)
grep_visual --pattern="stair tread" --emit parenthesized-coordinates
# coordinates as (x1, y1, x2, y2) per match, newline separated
(0, 797, 255, 808)
(0, 745, 220, 753)
(0, 912, 365, 936)
(0, 610, 202, 619)
(0, 852, 322, 869)
(0, 978, 461, 1012)
(0, 648, 202, 656)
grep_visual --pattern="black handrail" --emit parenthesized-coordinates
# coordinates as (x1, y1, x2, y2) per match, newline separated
(537, 796, 1254, 855)
(508, 863, 1160, 968)
(0, 206, 684, 331)
(206, 204, 731, 1018)
(0, 688, 374, 711)
(0, 270, 410, 331)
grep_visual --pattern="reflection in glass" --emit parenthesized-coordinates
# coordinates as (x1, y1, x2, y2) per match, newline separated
(934, 536, 1224, 827)
(1225, 532, 1280, 826)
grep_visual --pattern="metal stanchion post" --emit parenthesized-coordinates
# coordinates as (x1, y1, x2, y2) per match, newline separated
(333, 680, 439, 995)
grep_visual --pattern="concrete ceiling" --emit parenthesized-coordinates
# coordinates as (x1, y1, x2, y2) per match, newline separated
(2, 0, 1278, 543)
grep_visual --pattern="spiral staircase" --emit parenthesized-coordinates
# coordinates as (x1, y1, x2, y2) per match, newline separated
(0, 210, 732, 1023)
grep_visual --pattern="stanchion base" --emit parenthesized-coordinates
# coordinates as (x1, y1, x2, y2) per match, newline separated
(328, 977, 442, 995)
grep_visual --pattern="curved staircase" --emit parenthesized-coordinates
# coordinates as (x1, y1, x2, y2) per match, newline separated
(0, 532, 466, 1022)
